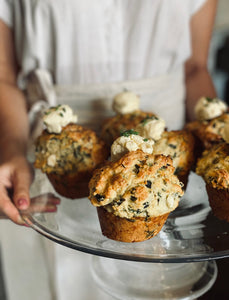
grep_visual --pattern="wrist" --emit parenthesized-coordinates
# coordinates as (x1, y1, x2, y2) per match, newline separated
(0, 138, 28, 163)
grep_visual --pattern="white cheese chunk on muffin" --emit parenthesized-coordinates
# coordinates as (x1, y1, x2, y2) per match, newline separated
(112, 91, 140, 114)
(194, 96, 227, 121)
(135, 115, 166, 141)
(111, 130, 154, 162)
(43, 104, 78, 134)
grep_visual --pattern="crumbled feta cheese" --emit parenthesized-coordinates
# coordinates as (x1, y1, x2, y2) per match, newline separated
(136, 116, 166, 141)
(195, 97, 227, 121)
(43, 104, 78, 133)
(222, 122, 229, 143)
(112, 91, 140, 114)
(166, 195, 174, 209)
(111, 133, 154, 161)
(47, 154, 57, 167)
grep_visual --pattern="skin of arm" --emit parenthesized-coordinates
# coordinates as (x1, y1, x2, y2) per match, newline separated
(0, 21, 60, 224)
(0, 20, 33, 224)
(185, 0, 218, 121)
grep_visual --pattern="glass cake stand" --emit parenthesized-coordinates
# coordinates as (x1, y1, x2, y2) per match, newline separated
(22, 170, 229, 300)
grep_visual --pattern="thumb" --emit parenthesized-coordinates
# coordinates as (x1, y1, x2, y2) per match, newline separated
(13, 164, 32, 210)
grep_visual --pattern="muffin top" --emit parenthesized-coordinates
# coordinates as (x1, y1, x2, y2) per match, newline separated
(100, 110, 157, 146)
(153, 130, 195, 177)
(34, 123, 108, 175)
(89, 149, 184, 218)
(196, 143, 229, 189)
(186, 113, 229, 148)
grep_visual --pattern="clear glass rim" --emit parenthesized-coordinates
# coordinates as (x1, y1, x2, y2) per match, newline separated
(23, 214, 229, 263)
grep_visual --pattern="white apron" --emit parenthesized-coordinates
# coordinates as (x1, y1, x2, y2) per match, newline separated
(0, 68, 185, 300)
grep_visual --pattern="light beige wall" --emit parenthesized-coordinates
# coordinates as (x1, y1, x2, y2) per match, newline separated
(215, 0, 229, 30)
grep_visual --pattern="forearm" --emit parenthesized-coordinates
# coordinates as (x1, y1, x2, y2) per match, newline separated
(0, 81, 29, 162)
(185, 66, 217, 121)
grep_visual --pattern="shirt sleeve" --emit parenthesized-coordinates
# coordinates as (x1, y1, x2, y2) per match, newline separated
(0, 0, 13, 27)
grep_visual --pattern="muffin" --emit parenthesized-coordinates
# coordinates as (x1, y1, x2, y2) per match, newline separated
(34, 104, 109, 199)
(100, 91, 157, 146)
(89, 149, 184, 242)
(185, 96, 229, 157)
(153, 130, 195, 189)
(196, 142, 229, 222)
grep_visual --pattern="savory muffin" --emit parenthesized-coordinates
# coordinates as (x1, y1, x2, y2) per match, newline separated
(153, 130, 195, 189)
(100, 91, 157, 146)
(89, 149, 184, 242)
(196, 142, 229, 222)
(34, 104, 109, 199)
(185, 96, 229, 156)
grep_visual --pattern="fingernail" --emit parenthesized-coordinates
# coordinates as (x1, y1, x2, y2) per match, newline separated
(17, 198, 28, 209)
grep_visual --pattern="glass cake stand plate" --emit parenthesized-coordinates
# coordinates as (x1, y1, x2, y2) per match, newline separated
(22, 170, 229, 300)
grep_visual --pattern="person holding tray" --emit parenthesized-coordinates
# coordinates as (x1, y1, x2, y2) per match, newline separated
(0, 0, 218, 299)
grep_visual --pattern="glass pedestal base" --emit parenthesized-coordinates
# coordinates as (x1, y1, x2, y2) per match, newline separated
(91, 256, 217, 300)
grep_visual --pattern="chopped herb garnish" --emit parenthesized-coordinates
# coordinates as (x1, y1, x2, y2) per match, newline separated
(140, 115, 159, 126)
(145, 180, 152, 188)
(206, 97, 214, 102)
(168, 144, 177, 149)
(130, 195, 137, 201)
(145, 230, 155, 238)
(130, 187, 136, 194)
(116, 198, 125, 206)
(59, 113, 64, 117)
(174, 166, 183, 175)
(121, 129, 139, 137)
(44, 111, 51, 115)
(83, 152, 91, 158)
(127, 219, 136, 223)
(212, 157, 219, 164)
(143, 202, 149, 209)
(134, 164, 140, 174)
(95, 194, 105, 202)
(143, 138, 149, 142)
(159, 166, 167, 170)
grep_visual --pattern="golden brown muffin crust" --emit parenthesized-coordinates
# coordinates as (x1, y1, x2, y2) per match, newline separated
(186, 113, 229, 150)
(89, 150, 183, 219)
(153, 130, 195, 178)
(34, 123, 108, 176)
(196, 143, 229, 190)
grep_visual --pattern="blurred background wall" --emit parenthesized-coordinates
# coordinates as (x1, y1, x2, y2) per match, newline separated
(210, 0, 229, 103)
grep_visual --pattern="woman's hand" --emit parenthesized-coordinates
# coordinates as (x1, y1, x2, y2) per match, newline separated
(0, 155, 32, 224)
(0, 155, 60, 225)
